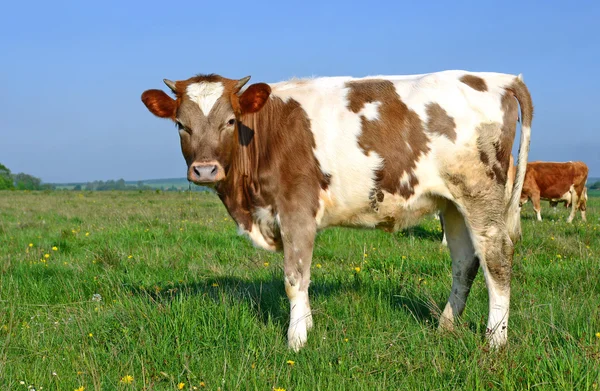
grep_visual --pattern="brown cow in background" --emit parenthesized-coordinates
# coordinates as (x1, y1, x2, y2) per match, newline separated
(518, 161, 588, 222)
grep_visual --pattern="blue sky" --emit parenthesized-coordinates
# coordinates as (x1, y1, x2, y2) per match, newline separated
(1, 0, 598, 182)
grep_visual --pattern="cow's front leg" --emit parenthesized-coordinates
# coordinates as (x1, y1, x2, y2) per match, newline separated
(280, 214, 316, 351)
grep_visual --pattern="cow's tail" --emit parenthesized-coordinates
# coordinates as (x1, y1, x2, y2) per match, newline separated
(506, 74, 533, 243)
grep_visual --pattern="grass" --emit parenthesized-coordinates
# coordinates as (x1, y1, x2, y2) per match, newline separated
(1, 190, 599, 390)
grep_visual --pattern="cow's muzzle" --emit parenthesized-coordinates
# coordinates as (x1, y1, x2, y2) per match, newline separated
(188, 161, 225, 183)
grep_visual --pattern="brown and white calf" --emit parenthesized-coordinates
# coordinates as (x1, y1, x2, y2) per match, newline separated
(517, 161, 588, 222)
(141, 70, 533, 351)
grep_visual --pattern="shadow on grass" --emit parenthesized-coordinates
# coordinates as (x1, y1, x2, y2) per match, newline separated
(401, 225, 444, 242)
(124, 275, 443, 334)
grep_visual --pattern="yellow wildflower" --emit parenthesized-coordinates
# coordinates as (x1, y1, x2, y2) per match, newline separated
(286, 360, 295, 366)
(29, 243, 34, 247)
(354, 267, 361, 272)
(177, 382, 185, 390)
(316, 263, 322, 268)
(75, 387, 85, 391)
(52, 246, 58, 251)
(595, 332, 600, 338)
(212, 283, 218, 287)
(127, 255, 133, 259)
(274, 388, 286, 391)
(264, 262, 269, 267)
(199, 382, 206, 388)
(120, 375, 134, 384)
(85, 232, 90, 237)
(344, 338, 349, 342)
(88, 333, 93, 338)
(44, 254, 50, 259)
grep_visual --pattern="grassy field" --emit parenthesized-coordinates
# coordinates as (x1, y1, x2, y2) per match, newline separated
(1, 191, 599, 390)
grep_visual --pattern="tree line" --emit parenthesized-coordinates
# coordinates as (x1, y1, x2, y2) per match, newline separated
(0, 162, 200, 192)
(0, 163, 54, 190)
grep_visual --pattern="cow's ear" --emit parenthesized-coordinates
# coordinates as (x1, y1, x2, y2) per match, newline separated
(238, 83, 271, 114)
(141, 89, 177, 119)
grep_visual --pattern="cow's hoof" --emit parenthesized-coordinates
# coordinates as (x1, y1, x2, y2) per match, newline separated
(486, 328, 508, 350)
(287, 325, 308, 352)
(306, 312, 314, 331)
(438, 316, 455, 333)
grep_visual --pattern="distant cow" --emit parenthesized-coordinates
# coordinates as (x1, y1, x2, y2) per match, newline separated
(142, 70, 532, 351)
(517, 161, 588, 222)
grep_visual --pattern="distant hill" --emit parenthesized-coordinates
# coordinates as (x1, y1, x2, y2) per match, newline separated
(52, 178, 211, 192)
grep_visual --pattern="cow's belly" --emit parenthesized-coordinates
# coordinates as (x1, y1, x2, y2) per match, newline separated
(316, 189, 441, 231)
(540, 184, 574, 202)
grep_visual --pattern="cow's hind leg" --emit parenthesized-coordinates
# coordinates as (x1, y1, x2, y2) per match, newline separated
(465, 206, 513, 348)
(439, 213, 448, 246)
(441, 199, 513, 349)
(439, 202, 479, 331)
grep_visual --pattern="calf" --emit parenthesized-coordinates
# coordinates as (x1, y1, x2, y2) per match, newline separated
(142, 70, 533, 350)
(518, 161, 588, 222)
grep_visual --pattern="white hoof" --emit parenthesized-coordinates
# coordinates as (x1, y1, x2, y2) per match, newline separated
(486, 327, 508, 350)
(287, 321, 308, 351)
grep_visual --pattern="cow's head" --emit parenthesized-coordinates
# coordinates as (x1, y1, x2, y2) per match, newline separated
(141, 74, 271, 184)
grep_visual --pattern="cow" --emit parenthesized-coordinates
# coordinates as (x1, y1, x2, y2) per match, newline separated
(141, 70, 533, 351)
(517, 161, 588, 222)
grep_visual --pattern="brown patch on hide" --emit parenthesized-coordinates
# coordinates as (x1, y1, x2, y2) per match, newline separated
(497, 89, 519, 175)
(426, 103, 456, 142)
(346, 79, 430, 198)
(460, 74, 488, 92)
(476, 123, 508, 186)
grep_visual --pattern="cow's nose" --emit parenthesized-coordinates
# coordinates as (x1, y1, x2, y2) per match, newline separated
(194, 164, 218, 178)
(189, 162, 223, 183)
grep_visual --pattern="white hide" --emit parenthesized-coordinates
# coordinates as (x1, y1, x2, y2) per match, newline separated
(186, 82, 224, 116)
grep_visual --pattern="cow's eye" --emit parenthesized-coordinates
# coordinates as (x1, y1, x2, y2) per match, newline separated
(227, 118, 236, 126)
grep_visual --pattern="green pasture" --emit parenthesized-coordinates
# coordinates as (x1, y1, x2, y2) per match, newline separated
(0, 191, 598, 390)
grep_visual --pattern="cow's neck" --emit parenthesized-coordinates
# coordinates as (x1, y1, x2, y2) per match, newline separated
(216, 96, 326, 250)
(215, 98, 281, 243)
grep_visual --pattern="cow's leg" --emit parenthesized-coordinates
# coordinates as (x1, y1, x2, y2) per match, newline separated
(439, 202, 479, 331)
(531, 192, 542, 221)
(567, 190, 579, 223)
(580, 188, 588, 221)
(439, 213, 448, 246)
(279, 213, 316, 351)
(478, 227, 513, 349)
(467, 215, 513, 348)
(448, 193, 514, 349)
